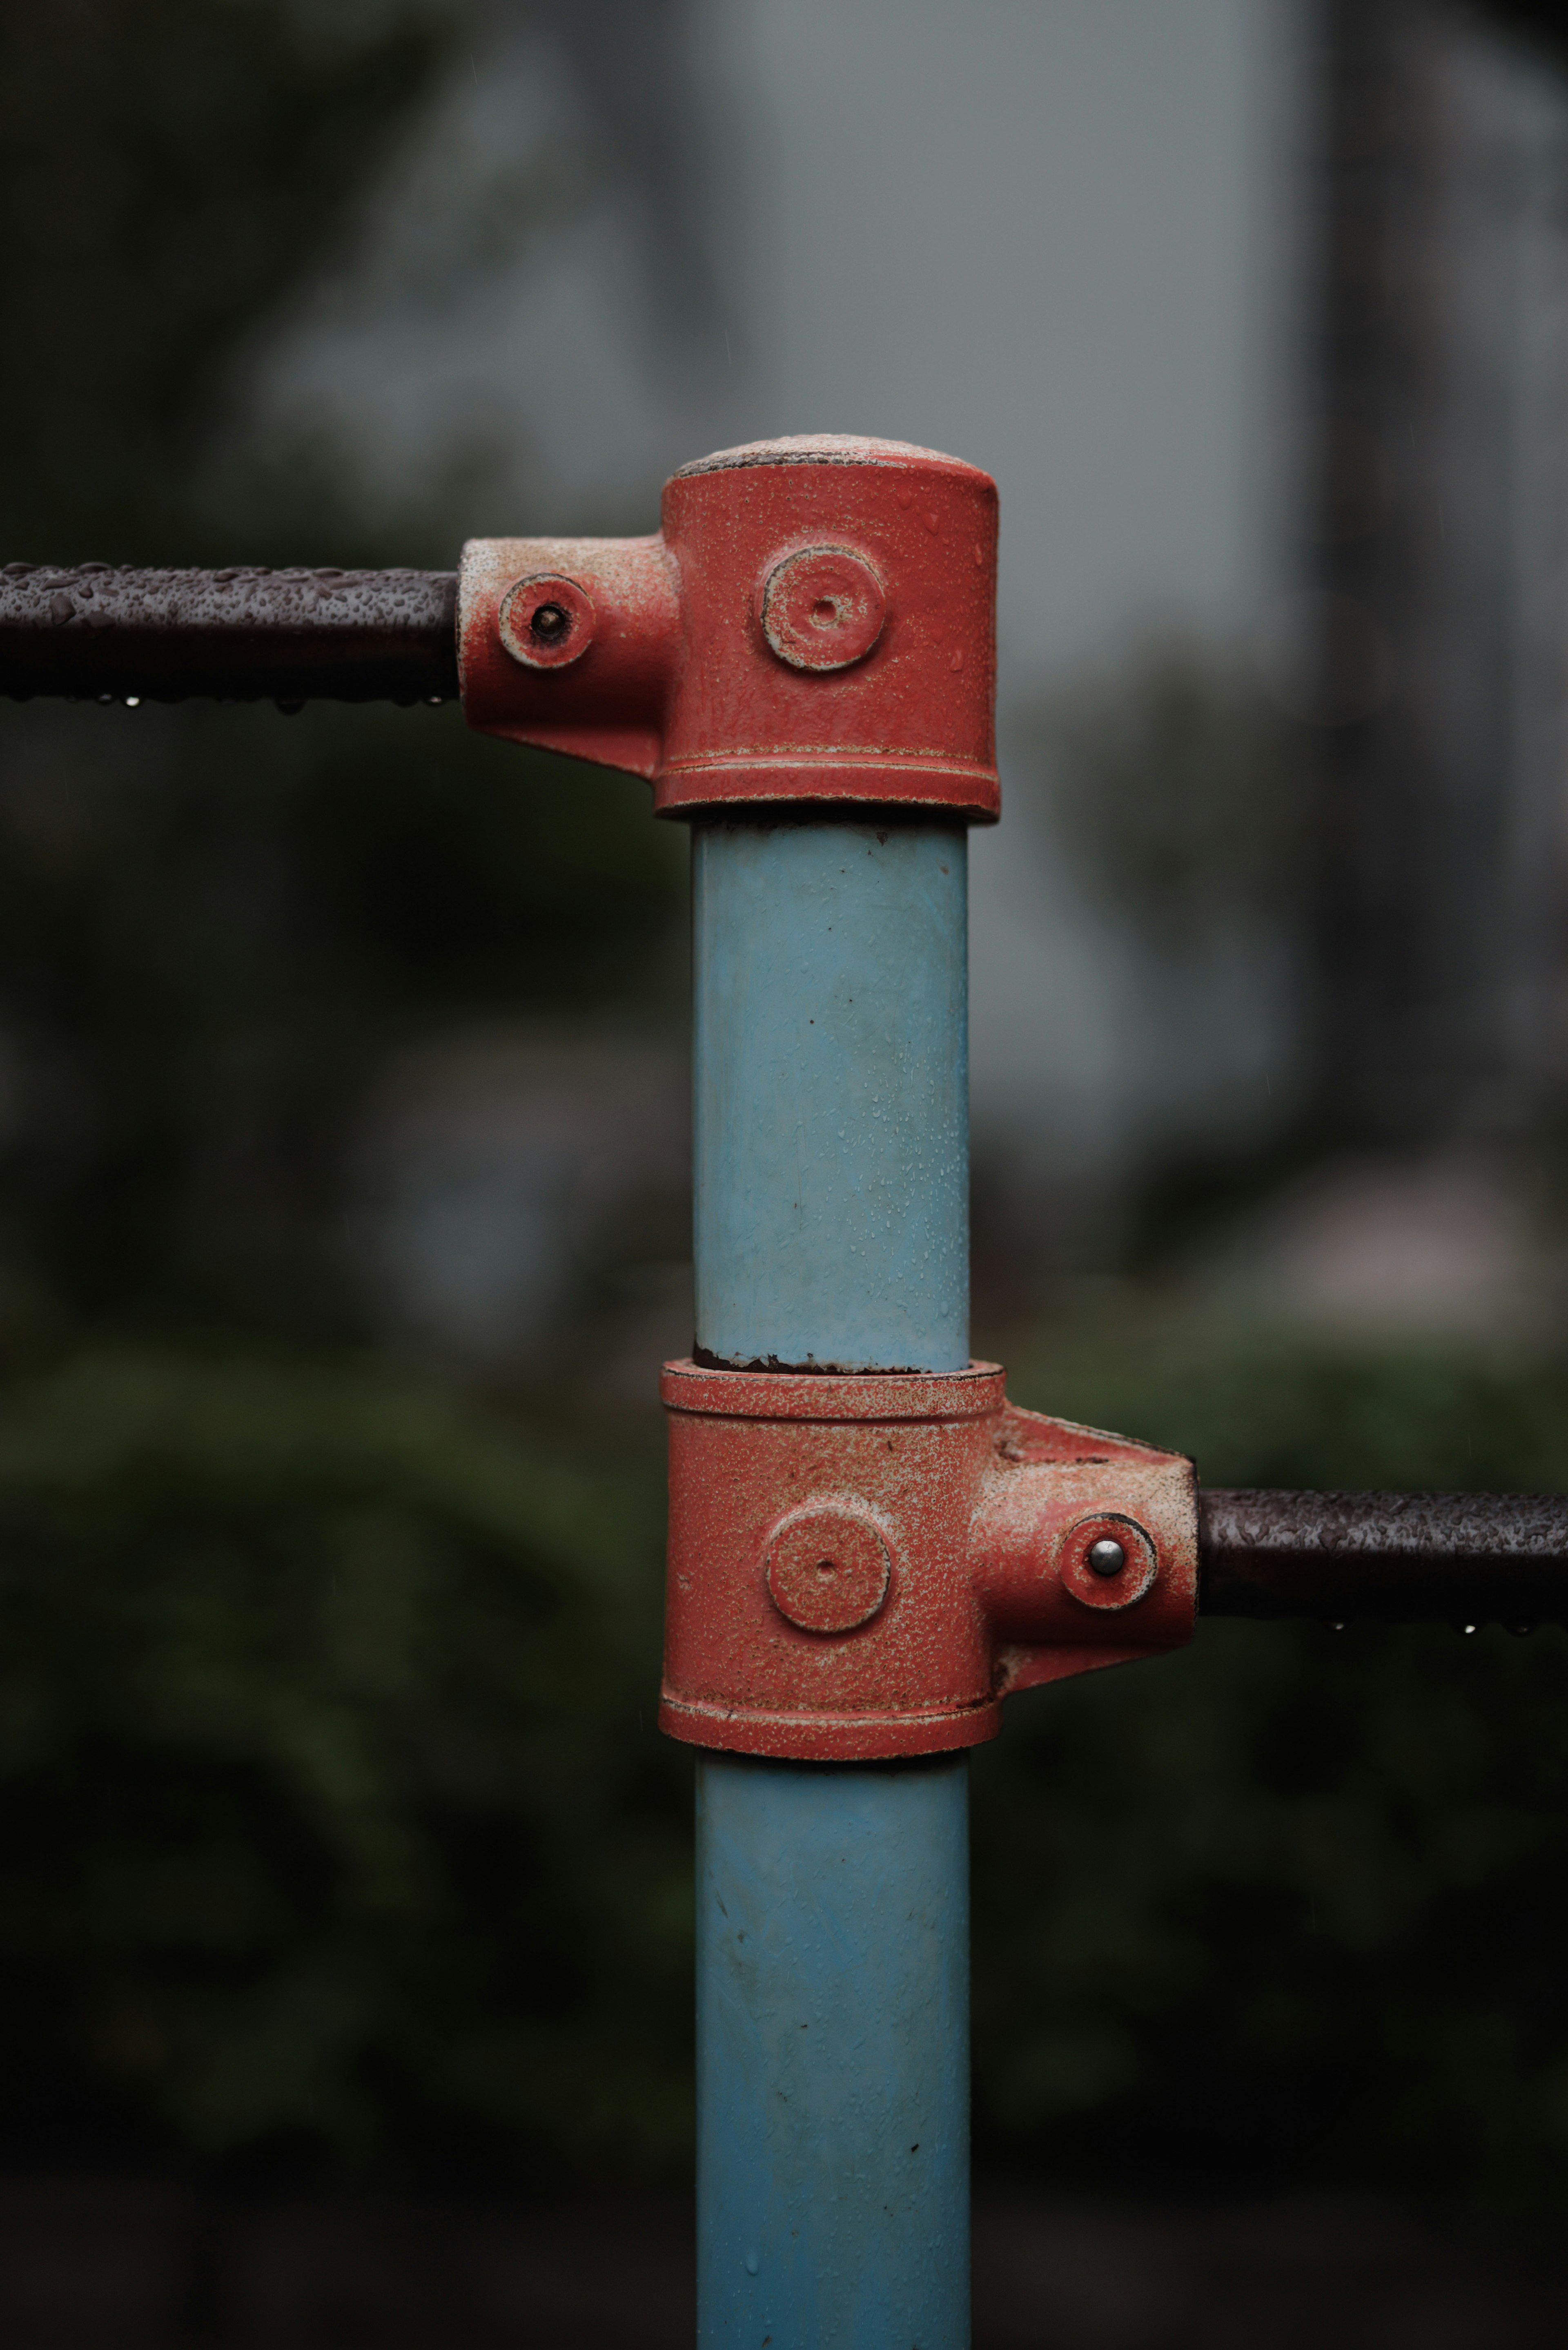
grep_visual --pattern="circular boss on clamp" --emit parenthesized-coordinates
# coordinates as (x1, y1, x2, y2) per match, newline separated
(764, 1503, 893, 1634)
(758, 546, 886, 672)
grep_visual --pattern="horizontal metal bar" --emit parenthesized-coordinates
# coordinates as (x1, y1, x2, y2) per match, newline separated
(1198, 1488, 1568, 1625)
(0, 564, 458, 706)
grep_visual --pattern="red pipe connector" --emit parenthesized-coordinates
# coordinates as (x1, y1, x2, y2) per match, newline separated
(457, 435, 1000, 821)
(659, 1362, 1198, 1761)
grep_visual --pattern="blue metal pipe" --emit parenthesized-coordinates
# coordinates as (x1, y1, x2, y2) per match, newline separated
(690, 817, 972, 2349)
(692, 819, 969, 1376)
(695, 1754, 969, 2348)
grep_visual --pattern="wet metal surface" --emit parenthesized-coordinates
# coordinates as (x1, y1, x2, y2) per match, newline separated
(0, 564, 459, 705)
(1199, 1487, 1568, 1623)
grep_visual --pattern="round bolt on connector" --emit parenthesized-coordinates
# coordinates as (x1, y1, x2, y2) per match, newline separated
(759, 546, 886, 672)
(498, 571, 596, 670)
(1059, 1514, 1157, 1611)
(765, 1504, 892, 1634)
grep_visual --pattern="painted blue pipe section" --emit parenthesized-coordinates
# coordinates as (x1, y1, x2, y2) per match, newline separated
(690, 817, 973, 2347)
(696, 1753, 970, 2350)
(691, 819, 969, 1374)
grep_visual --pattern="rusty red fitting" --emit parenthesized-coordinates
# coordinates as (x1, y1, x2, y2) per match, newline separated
(659, 1360, 1198, 1761)
(457, 435, 1000, 821)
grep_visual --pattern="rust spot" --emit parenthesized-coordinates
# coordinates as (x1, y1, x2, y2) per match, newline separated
(692, 1344, 927, 1375)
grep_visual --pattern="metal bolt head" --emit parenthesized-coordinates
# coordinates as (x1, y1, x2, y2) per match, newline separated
(1060, 1515, 1158, 1610)
(498, 571, 596, 669)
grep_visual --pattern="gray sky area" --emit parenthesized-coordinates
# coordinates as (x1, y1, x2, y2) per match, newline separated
(697, 0, 1296, 667)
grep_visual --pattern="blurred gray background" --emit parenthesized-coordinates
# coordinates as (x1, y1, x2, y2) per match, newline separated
(245, 0, 1568, 1371)
(8, 5, 1568, 2345)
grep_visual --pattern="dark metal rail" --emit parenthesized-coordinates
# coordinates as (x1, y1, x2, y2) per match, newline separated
(1199, 1488, 1568, 1625)
(0, 564, 459, 706)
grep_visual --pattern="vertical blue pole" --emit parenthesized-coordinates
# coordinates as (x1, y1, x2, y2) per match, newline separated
(691, 818, 971, 2350)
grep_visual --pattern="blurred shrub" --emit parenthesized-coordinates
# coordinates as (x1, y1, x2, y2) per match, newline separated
(0, 0, 463, 564)
(0, 0, 698, 2194)
(0, 1325, 689, 2179)
(8, 1295, 1568, 2212)
(0, 702, 684, 1330)
(0, 0, 687, 1333)
(974, 1304, 1568, 2210)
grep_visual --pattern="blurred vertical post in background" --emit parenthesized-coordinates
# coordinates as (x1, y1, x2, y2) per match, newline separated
(1308, 0, 1568, 1143)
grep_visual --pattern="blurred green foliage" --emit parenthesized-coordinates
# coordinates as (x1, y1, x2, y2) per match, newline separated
(0, 700, 683, 1329)
(0, 1323, 688, 2178)
(0, 0, 686, 1327)
(4, 1292, 1568, 2204)
(0, 0, 456, 565)
(975, 1304, 1568, 2209)
(0, 0, 692, 2186)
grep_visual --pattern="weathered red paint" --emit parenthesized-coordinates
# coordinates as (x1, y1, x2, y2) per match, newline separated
(659, 1360, 1198, 1762)
(463, 439, 1193, 1761)
(457, 435, 1000, 822)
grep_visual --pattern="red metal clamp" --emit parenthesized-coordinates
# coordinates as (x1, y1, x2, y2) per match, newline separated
(659, 1361, 1198, 1761)
(457, 435, 1000, 822)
